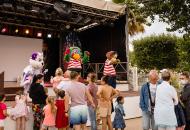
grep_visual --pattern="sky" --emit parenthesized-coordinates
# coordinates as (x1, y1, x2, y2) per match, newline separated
(104, 0, 184, 50)
(128, 19, 183, 51)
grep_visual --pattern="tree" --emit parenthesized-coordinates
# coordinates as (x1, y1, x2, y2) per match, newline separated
(112, 0, 148, 36)
(136, 0, 190, 37)
(177, 38, 190, 71)
(133, 34, 179, 70)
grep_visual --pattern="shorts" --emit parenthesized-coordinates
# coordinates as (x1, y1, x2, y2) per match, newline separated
(70, 105, 88, 125)
(41, 124, 56, 130)
(0, 120, 5, 127)
(99, 107, 111, 117)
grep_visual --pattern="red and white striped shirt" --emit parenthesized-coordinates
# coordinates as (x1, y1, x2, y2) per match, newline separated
(67, 59, 82, 69)
(103, 59, 116, 76)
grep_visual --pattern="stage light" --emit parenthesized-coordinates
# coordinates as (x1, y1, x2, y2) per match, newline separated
(25, 29, 29, 34)
(1, 27, 7, 33)
(37, 32, 42, 37)
(66, 25, 70, 29)
(15, 29, 19, 33)
(47, 34, 52, 38)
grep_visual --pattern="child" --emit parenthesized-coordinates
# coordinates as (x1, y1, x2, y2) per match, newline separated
(87, 72, 98, 130)
(50, 68, 64, 89)
(41, 96, 57, 130)
(113, 96, 126, 130)
(0, 93, 8, 130)
(55, 90, 69, 130)
(11, 90, 28, 130)
(97, 75, 118, 130)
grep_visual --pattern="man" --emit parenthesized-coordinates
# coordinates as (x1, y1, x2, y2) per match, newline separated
(154, 70, 178, 130)
(180, 72, 190, 130)
(139, 70, 159, 130)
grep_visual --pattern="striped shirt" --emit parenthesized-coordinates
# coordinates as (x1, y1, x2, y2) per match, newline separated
(67, 59, 82, 69)
(103, 59, 116, 76)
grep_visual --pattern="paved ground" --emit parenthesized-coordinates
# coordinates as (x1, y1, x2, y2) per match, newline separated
(87, 118, 142, 130)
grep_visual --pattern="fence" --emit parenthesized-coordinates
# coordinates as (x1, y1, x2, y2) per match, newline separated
(82, 62, 128, 81)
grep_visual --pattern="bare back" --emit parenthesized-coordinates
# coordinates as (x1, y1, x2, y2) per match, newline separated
(97, 84, 116, 108)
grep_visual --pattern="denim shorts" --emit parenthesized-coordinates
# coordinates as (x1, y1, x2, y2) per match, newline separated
(70, 105, 88, 125)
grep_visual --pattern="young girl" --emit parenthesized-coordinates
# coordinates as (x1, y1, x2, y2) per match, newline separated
(41, 96, 57, 130)
(0, 93, 8, 130)
(50, 68, 64, 89)
(11, 90, 28, 130)
(87, 72, 98, 130)
(55, 90, 69, 130)
(113, 96, 126, 130)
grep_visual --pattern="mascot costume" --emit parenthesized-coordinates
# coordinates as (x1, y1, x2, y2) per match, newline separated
(103, 51, 120, 89)
(20, 52, 44, 94)
(64, 46, 90, 72)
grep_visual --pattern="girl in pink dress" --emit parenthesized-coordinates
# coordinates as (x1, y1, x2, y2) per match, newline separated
(50, 68, 64, 94)
(11, 90, 28, 130)
(50, 68, 64, 88)
(41, 96, 57, 130)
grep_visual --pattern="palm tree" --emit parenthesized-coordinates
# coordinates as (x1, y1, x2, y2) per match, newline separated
(112, 0, 147, 90)
(113, 0, 146, 36)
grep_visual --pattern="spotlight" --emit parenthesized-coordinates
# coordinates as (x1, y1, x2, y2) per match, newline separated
(47, 34, 52, 38)
(66, 25, 70, 29)
(15, 29, 19, 33)
(37, 32, 42, 37)
(25, 29, 29, 34)
(1, 27, 7, 33)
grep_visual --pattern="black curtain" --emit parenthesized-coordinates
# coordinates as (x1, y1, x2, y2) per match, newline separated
(43, 38, 60, 81)
(78, 16, 126, 63)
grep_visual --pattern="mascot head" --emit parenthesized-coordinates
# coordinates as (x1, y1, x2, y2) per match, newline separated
(106, 51, 120, 64)
(64, 46, 90, 63)
(29, 52, 44, 70)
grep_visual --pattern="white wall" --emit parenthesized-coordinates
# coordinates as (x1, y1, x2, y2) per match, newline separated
(0, 35, 42, 81)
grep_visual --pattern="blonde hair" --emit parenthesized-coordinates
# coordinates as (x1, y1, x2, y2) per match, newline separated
(55, 68, 63, 76)
(46, 96, 56, 114)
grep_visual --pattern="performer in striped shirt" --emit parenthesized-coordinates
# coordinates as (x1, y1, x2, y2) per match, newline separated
(64, 46, 90, 73)
(103, 51, 120, 89)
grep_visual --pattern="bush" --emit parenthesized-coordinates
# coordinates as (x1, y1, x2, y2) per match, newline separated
(133, 34, 179, 70)
(177, 38, 190, 71)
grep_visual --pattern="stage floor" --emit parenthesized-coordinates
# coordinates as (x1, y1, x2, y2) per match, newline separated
(3, 81, 139, 97)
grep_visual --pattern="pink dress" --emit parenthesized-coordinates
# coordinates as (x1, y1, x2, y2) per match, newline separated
(43, 104, 56, 126)
(50, 76, 64, 88)
(11, 95, 28, 119)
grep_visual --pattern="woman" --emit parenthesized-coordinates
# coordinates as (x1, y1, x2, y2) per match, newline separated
(29, 74, 47, 130)
(97, 75, 118, 130)
(65, 71, 95, 130)
(154, 70, 178, 130)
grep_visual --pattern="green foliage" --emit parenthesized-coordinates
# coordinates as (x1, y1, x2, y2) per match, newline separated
(112, 0, 149, 36)
(112, 0, 125, 4)
(133, 34, 179, 70)
(136, 0, 190, 37)
(177, 38, 190, 71)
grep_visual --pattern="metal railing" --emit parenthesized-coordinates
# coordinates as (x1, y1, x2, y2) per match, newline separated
(82, 62, 128, 81)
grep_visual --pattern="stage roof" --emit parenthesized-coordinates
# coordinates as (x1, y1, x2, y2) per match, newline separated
(64, 0, 126, 14)
(0, 0, 127, 32)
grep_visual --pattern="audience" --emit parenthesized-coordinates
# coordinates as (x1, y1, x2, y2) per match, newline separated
(29, 74, 47, 130)
(97, 75, 118, 130)
(86, 72, 98, 130)
(154, 70, 178, 130)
